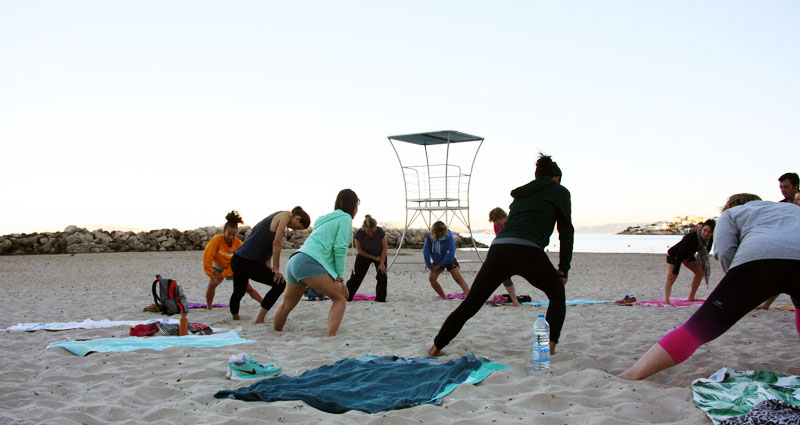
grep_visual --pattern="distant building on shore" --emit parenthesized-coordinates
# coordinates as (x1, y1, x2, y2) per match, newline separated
(618, 215, 713, 235)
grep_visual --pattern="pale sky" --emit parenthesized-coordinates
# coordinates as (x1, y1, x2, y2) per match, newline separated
(1, 1, 798, 235)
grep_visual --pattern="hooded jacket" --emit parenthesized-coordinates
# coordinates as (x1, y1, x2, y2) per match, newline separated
(299, 209, 353, 279)
(497, 177, 574, 276)
(423, 229, 457, 269)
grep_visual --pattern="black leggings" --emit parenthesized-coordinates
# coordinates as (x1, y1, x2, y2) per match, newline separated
(346, 255, 388, 302)
(433, 244, 566, 350)
(229, 254, 286, 315)
(659, 259, 800, 363)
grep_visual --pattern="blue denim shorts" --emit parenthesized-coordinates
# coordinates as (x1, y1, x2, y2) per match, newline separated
(286, 252, 328, 287)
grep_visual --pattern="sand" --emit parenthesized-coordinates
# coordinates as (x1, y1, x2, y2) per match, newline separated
(0, 249, 797, 424)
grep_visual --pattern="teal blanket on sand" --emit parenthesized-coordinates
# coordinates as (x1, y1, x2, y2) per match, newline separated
(48, 330, 253, 356)
(215, 352, 509, 413)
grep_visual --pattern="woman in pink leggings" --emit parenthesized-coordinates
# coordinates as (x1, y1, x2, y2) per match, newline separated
(621, 193, 800, 380)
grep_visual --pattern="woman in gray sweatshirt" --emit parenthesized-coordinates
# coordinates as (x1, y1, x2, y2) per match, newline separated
(621, 194, 800, 380)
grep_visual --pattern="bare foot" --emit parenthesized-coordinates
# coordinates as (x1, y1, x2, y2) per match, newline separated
(687, 298, 696, 302)
(512, 302, 522, 307)
(427, 344, 444, 357)
(755, 305, 769, 310)
(206, 305, 213, 311)
(550, 341, 557, 355)
(253, 319, 265, 324)
(232, 314, 241, 320)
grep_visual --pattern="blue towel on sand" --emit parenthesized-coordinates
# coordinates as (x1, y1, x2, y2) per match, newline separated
(523, 299, 614, 307)
(214, 352, 509, 413)
(48, 330, 253, 356)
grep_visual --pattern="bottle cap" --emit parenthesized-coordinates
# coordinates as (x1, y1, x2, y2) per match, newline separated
(538, 314, 544, 318)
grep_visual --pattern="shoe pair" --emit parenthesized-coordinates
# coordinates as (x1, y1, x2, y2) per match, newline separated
(226, 353, 282, 380)
(616, 294, 637, 305)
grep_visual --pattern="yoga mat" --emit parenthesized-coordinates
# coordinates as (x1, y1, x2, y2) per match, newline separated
(692, 368, 800, 424)
(635, 298, 705, 307)
(351, 294, 376, 301)
(214, 352, 509, 413)
(48, 330, 253, 356)
(522, 299, 614, 307)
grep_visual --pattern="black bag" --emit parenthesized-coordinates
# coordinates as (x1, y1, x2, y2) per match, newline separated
(151, 274, 188, 315)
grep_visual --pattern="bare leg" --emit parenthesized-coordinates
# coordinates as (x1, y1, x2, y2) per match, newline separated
(449, 267, 470, 296)
(304, 275, 348, 336)
(429, 269, 447, 299)
(757, 295, 778, 310)
(274, 276, 349, 336)
(620, 343, 676, 380)
(246, 283, 264, 304)
(664, 263, 678, 305)
(684, 261, 703, 301)
(272, 284, 306, 332)
(253, 307, 269, 324)
(205, 277, 224, 310)
(506, 284, 522, 307)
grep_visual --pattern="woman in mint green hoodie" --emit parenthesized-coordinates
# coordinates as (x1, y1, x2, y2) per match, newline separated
(273, 189, 359, 336)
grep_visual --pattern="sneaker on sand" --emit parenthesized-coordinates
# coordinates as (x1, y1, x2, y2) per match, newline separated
(226, 353, 281, 381)
(615, 294, 637, 305)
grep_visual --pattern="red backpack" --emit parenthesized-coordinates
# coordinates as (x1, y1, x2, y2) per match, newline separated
(151, 275, 188, 315)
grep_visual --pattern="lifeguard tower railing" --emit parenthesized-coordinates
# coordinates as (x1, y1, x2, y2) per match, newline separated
(387, 130, 485, 269)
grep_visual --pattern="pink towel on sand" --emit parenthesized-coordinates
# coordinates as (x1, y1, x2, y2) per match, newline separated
(352, 294, 376, 301)
(436, 293, 467, 300)
(635, 298, 705, 307)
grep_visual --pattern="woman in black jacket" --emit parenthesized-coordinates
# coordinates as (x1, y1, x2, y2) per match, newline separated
(663, 219, 715, 305)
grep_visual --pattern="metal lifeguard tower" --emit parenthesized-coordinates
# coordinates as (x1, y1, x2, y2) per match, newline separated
(387, 130, 485, 269)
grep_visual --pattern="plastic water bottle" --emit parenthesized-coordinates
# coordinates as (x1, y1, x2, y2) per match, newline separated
(532, 314, 551, 371)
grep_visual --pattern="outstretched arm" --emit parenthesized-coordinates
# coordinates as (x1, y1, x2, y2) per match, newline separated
(271, 213, 291, 282)
(202, 236, 219, 277)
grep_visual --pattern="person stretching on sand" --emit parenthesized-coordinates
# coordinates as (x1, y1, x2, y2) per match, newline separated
(203, 211, 263, 310)
(621, 194, 800, 380)
(488, 207, 522, 307)
(428, 153, 573, 357)
(346, 214, 388, 302)
(273, 189, 359, 336)
(423, 221, 471, 299)
(229, 207, 311, 322)
(662, 219, 716, 306)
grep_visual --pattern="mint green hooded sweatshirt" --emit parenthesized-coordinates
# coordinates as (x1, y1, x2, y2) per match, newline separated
(298, 209, 353, 279)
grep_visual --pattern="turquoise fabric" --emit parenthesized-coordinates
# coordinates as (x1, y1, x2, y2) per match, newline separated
(48, 330, 254, 356)
(691, 367, 800, 424)
(215, 353, 509, 413)
(428, 360, 511, 403)
(298, 209, 352, 279)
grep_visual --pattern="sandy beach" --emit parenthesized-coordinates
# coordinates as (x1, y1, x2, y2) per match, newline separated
(0, 249, 797, 424)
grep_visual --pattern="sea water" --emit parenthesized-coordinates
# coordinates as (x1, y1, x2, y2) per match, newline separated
(466, 233, 682, 254)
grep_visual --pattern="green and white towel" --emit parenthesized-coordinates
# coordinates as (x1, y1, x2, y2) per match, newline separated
(692, 368, 800, 424)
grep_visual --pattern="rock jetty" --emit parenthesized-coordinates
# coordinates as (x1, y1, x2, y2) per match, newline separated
(0, 226, 487, 256)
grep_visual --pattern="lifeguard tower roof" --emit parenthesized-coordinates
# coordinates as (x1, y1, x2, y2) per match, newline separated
(388, 130, 483, 145)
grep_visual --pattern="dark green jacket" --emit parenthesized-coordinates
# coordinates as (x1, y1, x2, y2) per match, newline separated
(496, 177, 574, 276)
